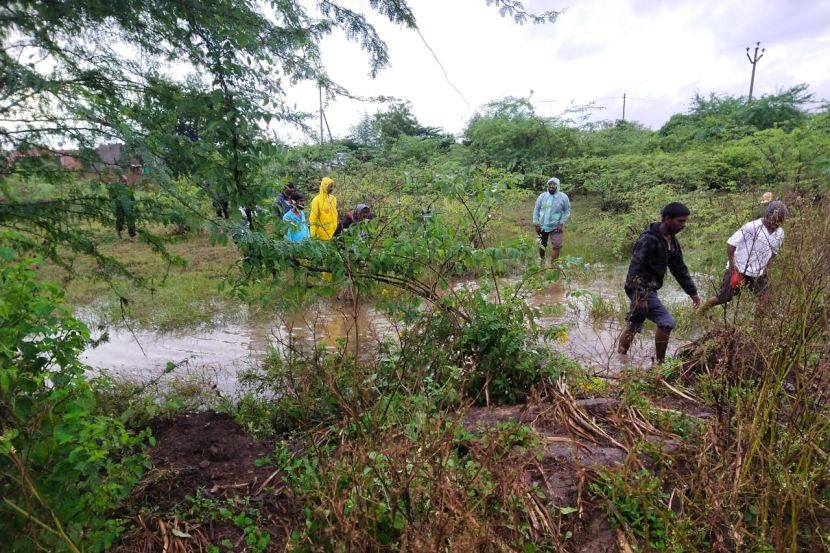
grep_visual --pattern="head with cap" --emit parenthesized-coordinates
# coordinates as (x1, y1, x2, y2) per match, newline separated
(353, 204, 371, 222)
(760, 191, 773, 204)
(763, 200, 788, 231)
(660, 202, 691, 235)
(546, 177, 560, 194)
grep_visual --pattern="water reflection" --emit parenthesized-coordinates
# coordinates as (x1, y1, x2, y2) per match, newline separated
(80, 265, 694, 392)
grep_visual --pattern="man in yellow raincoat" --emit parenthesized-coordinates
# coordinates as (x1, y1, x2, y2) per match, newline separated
(309, 176, 338, 240)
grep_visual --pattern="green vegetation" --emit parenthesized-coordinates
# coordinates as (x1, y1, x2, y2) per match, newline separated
(3, 92, 829, 551)
(0, 249, 150, 552)
(3, 0, 830, 551)
(271, 400, 549, 550)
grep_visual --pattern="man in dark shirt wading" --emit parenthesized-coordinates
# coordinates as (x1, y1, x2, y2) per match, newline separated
(617, 202, 700, 365)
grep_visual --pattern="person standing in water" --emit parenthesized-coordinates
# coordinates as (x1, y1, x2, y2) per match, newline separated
(533, 177, 571, 264)
(617, 202, 700, 365)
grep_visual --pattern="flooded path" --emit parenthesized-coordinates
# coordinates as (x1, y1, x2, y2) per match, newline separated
(80, 265, 696, 393)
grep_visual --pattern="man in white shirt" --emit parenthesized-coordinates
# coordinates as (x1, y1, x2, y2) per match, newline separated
(701, 201, 788, 310)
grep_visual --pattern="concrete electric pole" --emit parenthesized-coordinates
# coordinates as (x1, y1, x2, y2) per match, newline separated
(319, 83, 324, 146)
(622, 93, 626, 122)
(746, 42, 765, 101)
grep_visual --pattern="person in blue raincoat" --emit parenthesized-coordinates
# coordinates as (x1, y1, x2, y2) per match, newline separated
(283, 191, 310, 242)
(532, 177, 571, 264)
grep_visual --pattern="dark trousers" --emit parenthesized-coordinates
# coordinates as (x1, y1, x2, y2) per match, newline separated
(115, 203, 136, 238)
(712, 270, 768, 306)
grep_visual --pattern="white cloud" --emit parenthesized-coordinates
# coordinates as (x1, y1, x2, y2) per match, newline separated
(278, 0, 830, 142)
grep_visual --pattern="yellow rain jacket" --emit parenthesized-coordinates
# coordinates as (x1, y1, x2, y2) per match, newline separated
(309, 177, 338, 240)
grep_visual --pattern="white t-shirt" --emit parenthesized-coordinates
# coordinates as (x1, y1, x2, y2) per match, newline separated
(726, 219, 784, 277)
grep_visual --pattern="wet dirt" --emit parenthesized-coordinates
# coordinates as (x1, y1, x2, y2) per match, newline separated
(118, 412, 296, 552)
(81, 265, 697, 393)
(138, 412, 279, 507)
(122, 409, 623, 553)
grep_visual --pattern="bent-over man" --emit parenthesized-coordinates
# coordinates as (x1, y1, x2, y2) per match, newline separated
(700, 200, 787, 311)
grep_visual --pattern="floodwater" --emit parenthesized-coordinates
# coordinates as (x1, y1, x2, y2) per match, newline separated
(80, 264, 696, 394)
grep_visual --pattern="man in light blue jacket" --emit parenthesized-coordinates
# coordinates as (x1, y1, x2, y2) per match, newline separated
(533, 177, 571, 264)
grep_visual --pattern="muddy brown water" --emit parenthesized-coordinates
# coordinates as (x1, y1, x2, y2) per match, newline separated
(80, 264, 697, 394)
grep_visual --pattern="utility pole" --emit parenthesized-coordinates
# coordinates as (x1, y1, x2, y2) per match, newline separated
(746, 41, 765, 101)
(318, 83, 324, 146)
(622, 93, 626, 122)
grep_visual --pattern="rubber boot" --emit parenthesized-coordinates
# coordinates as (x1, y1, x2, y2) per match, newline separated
(654, 326, 671, 365)
(617, 328, 635, 355)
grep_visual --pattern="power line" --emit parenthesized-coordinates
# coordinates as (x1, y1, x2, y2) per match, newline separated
(415, 28, 470, 111)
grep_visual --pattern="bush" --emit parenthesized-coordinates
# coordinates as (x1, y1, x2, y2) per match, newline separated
(407, 283, 572, 405)
(0, 244, 149, 552)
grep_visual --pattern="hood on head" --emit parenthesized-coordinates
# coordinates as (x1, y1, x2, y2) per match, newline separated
(546, 177, 561, 194)
(354, 203, 369, 215)
(319, 176, 334, 195)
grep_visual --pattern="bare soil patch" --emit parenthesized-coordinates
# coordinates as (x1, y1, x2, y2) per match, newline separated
(115, 412, 297, 552)
(118, 399, 705, 552)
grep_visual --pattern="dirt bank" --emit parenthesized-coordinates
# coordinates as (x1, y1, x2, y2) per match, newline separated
(115, 412, 296, 552)
(116, 406, 675, 552)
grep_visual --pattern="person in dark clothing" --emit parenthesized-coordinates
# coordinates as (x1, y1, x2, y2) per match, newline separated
(109, 170, 138, 240)
(212, 191, 230, 219)
(617, 202, 700, 364)
(274, 183, 296, 218)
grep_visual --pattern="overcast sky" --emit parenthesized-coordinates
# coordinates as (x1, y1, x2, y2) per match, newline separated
(280, 0, 830, 142)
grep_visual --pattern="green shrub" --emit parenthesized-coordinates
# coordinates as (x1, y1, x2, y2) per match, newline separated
(0, 244, 149, 552)
(411, 285, 572, 405)
(590, 468, 673, 551)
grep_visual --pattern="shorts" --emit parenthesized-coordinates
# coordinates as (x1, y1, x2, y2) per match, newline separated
(539, 229, 563, 250)
(624, 289, 676, 333)
(712, 270, 768, 306)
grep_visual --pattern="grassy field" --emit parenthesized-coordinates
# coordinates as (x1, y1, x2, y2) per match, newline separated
(36, 232, 241, 330)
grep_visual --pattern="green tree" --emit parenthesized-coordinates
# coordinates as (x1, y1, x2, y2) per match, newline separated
(658, 85, 815, 150)
(463, 97, 580, 176)
(348, 103, 453, 165)
(1, 0, 420, 270)
(579, 119, 658, 156)
(1, 0, 560, 281)
(0, 241, 149, 552)
(373, 102, 443, 143)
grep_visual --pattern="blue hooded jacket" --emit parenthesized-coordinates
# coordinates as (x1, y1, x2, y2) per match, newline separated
(283, 209, 310, 242)
(533, 181, 571, 231)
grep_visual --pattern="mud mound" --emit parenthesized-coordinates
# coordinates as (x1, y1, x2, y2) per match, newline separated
(675, 328, 765, 383)
(117, 412, 296, 552)
(138, 411, 276, 507)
